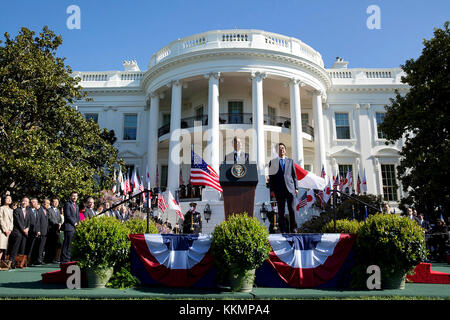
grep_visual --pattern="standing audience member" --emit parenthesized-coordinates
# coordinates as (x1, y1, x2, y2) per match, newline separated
(46, 198, 62, 263)
(417, 214, 431, 233)
(95, 204, 104, 216)
(34, 199, 50, 265)
(8, 197, 31, 269)
(84, 197, 96, 219)
(0, 195, 14, 269)
(429, 219, 448, 262)
(55, 207, 65, 263)
(382, 203, 391, 214)
(406, 207, 418, 224)
(26, 198, 40, 265)
(61, 192, 80, 264)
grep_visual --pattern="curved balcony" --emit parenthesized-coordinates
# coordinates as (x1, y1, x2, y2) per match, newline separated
(148, 29, 324, 69)
(157, 113, 314, 138)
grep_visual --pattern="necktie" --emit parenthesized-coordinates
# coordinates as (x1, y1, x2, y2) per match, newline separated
(280, 158, 285, 172)
(234, 152, 238, 163)
(73, 203, 76, 213)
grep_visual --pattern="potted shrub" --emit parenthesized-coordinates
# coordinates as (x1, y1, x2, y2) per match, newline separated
(71, 216, 130, 288)
(211, 213, 270, 292)
(352, 213, 428, 289)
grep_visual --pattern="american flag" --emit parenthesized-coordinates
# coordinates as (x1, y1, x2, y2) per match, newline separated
(296, 191, 308, 211)
(158, 192, 167, 214)
(320, 165, 326, 179)
(190, 150, 223, 193)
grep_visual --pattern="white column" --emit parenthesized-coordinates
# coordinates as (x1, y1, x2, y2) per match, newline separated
(251, 71, 267, 177)
(251, 71, 270, 205)
(167, 80, 182, 194)
(313, 90, 326, 175)
(206, 72, 220, 174)
(202, 72, 221, 202)
(147, 93, 160, 188)
(289, 79, 304, 166)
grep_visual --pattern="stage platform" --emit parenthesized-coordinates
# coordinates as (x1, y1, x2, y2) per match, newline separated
(0, 263, 449, 300)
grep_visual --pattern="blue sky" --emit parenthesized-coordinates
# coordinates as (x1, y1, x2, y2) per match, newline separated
(1, 0, 448, 71)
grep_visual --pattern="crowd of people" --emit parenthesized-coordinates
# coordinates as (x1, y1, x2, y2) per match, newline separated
(0, 192, 136, 271)
(382, 202, 449, 262)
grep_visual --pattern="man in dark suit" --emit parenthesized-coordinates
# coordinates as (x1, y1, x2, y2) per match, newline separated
(268, 143, 299, 233)
(34, 199, 50, 265)
(25, 198, 40, 265)
(46, 197, 61, 263)
(224, 137, 249, 164)
(7, 197, 31, 269)
(61, 191, 80, 264)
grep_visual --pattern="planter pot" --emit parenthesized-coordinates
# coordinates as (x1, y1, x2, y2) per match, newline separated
(229, 268, 256, 293)
(85, 266, 114, 288)
(383, 272, 406, 290)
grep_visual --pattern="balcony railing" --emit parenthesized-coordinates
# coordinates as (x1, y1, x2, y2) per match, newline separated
(149, 29, 324, 69)
(157, 113, 314, 138)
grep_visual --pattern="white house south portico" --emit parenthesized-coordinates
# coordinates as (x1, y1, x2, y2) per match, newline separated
(73, 29, 408, 232)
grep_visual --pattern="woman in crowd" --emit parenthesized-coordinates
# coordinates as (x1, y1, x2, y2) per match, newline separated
(0, 195, 14, 269)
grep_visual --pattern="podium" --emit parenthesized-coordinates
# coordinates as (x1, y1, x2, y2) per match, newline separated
(219, 163, 258, 220)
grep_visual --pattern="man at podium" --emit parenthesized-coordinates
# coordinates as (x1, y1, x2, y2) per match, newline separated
(268, 143, 299, 233)
(224, 137, 249, 164)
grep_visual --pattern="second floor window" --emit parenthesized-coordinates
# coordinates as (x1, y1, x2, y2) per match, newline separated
(376, 112, 386, 139)
(335, 113, 350, 139)
(123, 114, 137, 140)
(228, 101, 243, 124)
(84, 113, 98, 123)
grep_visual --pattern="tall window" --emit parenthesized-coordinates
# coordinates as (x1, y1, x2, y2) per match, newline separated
(228, 101, 243, 124)
(162, 114, 171, 126)
(123, 114, 137, 140)
(335, 113, 350, 139)
(161, 165, 168, 188)
(84, 113, 98, 123)
(301, 113, 309, 129)
(381, 164, 398, 201)
(376, 112, 386, 139)
(195, 105, 204, 121)
(267, 106, 276, 125)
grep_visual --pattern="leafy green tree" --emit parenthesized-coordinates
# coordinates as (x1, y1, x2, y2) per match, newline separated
(379, 22, 450, 220)
(0, 26, 123, 202)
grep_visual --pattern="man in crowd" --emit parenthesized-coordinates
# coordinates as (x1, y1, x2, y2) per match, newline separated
(26, 198, 40, 265)
(34, 199, 49, 265)
(84, 197, 96, 219)
(46, 197, 62, 263)
(8, 197, 31, 269)
(61, 191, 80, 264)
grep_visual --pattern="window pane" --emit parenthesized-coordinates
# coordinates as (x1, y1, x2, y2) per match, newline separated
(84, 113, 98, 123)
(228, 101, 243, 124)
(376, 112, 386, 139)
(301, 113, 309, 128)
(124, 114, 137, 140)
(335, 113, 350, 139)
(381, 164, 398, 201)
(161, 165, 168, 187)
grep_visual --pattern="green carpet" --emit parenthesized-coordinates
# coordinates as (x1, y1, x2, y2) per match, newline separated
(0, 263, 449, 300)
